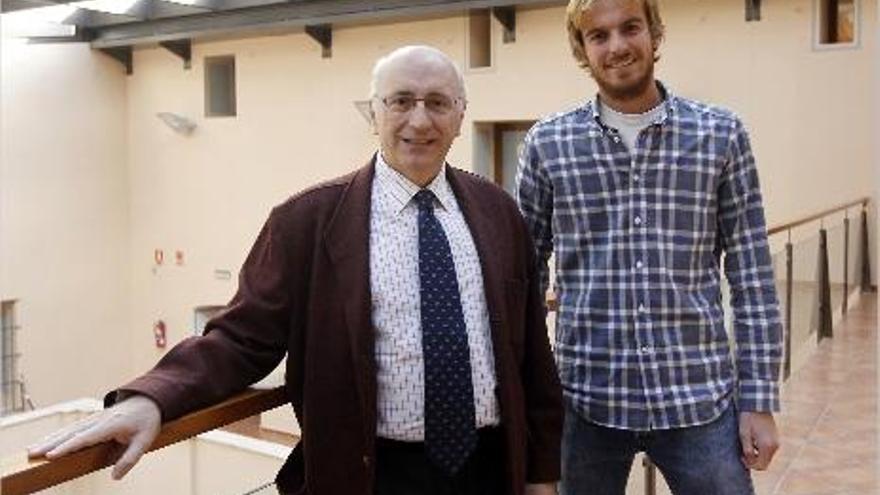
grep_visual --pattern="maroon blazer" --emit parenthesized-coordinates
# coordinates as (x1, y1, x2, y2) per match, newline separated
(116, 160, 562, 495)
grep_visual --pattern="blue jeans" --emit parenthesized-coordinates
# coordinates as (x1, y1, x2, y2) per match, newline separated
(560, 403, 755, 495)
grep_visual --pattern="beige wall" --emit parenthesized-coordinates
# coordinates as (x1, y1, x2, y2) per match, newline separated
(1, 0, 875, 420)
(121, 0, 877, 372)
(0, 41, 132, 405)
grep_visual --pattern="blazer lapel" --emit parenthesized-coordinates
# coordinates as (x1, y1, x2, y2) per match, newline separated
(323, 159, 377, 438)
(446, 168, 505, 325)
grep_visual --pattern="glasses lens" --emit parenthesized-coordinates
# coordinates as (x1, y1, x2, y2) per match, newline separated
(386, 95, 415, 113)
(424, 95, 453, 114)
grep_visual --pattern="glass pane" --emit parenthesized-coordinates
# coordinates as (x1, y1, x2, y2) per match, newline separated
(770, 248, 789, 371)
(205, 56, 236, 117)
(847, 214, 861, 300)
(790, 233, 820, 356)
(500, 130, 527, 195)
(837, 0, 855, 43)
(825, 222, 846, 316)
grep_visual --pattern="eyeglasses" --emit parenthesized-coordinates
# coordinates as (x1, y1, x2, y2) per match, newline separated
(377, 93, 464, 115)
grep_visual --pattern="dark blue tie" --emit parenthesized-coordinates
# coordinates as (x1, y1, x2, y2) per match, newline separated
(415, 189, 477, 476)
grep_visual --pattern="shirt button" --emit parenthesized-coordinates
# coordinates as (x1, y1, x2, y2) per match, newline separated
(636, 260, 644, 269)
(634, 216, 643, 226)
(640, 345, 651, 354)
(613, 136, 621, 143)
(633, 174, 641, 182)
(638, 303, 646, 313)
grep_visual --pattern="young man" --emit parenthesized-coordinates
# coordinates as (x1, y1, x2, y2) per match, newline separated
(516, 1, 782, 494)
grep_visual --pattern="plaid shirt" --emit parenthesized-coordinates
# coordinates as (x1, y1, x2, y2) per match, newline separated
(516, 85, 782, 430)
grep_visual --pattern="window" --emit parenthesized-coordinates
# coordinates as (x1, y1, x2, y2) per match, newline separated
(468, 9, 491, 69)
(1, 300, 21, 414)
(817, 0, 858, 46)
(205, 55, 237, 117)
(193, 305, 225, 336)
(472, 121, 536, 195)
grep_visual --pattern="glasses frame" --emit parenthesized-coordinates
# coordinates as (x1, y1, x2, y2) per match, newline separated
(375, 93, 467, 116)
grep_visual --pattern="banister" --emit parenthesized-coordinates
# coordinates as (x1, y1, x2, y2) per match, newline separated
(1, 386, 286, 495)
(767, 197, 870, 236)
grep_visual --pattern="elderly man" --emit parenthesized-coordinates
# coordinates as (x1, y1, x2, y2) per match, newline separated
(516, 1, 782, 494)
(30, 45, 562, 495)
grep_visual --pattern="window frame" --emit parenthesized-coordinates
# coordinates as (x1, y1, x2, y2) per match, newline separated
(813, 0, 861, 51)
(204, 55, 238, 118)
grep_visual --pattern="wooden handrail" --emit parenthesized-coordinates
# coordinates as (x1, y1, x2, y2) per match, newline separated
(1, 386, 286, 495)
(767, 197, 870, 236)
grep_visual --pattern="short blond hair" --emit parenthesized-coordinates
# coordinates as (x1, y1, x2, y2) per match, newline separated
(565, 0, 665, 70)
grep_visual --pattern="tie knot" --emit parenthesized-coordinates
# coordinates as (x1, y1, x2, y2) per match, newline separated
(414, 189, 436, 211)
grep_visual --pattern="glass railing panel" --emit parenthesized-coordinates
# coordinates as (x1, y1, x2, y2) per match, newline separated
(789, 232, 820, 356)
(770, 247, 789, 328)
(846, 213, 861, 302)
(769, 248, 790, 377)
(825, 221, 846, 316)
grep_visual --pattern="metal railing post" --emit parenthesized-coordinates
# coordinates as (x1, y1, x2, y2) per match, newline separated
(783, 240, 793, 380)
(860, 207, 873, 292)
(643, 456, 656, 495)
(843, 216, 850, 315)
(818, 228, 833, 341)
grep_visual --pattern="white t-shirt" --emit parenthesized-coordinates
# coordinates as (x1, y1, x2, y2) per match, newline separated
(599, 99, 665, 154)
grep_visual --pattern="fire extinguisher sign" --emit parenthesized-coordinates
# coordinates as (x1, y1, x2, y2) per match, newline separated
(153, 320, 167, 348)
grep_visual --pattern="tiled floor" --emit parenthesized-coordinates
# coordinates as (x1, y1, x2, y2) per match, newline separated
(752, 293, 878, 495)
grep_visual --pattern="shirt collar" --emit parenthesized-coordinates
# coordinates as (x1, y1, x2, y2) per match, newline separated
(374, 152, 454, 214)
(586, 80, 676, 132)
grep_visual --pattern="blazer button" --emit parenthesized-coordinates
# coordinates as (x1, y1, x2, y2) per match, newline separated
(363, 455, 371, 467)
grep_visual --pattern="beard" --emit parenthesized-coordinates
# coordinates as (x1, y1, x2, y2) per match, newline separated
(592, 61, 656, 103)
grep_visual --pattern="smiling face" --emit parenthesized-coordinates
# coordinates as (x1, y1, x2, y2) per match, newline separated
(576, 0, 661, 112)
(370, 47, 465, 187)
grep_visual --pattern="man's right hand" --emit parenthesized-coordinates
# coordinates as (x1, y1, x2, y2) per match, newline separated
(27, 395, 162, 480)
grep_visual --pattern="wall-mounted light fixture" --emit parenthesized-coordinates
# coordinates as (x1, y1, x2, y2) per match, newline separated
(354, 100, 372, 125)
(156, 112, 196, 135)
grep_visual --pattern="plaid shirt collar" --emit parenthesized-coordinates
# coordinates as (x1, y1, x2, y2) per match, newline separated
(582, 81, 675, 136)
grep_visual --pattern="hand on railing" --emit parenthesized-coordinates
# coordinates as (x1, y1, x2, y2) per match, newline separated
(26, 395, 161, 480)
(5, 387, 285, 495)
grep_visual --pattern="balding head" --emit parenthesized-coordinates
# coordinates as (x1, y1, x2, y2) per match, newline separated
(369, 45, 466, 102)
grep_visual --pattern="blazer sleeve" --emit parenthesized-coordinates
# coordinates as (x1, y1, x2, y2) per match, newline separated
(108, 207, 294, 421)
(519, 212, 564, 483)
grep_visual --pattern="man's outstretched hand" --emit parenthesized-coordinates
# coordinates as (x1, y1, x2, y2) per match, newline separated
(27, 395, 162, 480)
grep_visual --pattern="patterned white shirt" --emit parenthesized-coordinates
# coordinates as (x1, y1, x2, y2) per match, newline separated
(370, 153, 500, 441)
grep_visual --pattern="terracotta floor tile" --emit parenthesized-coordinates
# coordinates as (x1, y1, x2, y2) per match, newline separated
(769, 294, 878, 495)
